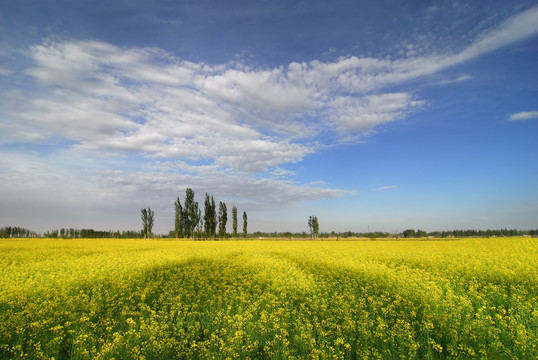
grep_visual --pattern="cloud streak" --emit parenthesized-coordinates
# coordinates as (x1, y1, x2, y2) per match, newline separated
(436, 75, 473, 85)
(509, 111, 538, 121)
(375, 185, 398, 191)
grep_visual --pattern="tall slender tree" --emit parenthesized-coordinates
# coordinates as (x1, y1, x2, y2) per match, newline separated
(218, 201, 228, 239)
(147, 207, 154, 238)
(242, 211, 248, 238)
(194, 207, 202, 239)
(174, 197, 183, 238)
(141, 207, 154, 238)
(308, 215, 319, 239)
(232, 205, 238, 238)
(141, 208, 148, 238)
(204, 193, 217, 239)
(313, 215, 319, 238)
(183, 188, 199, 238)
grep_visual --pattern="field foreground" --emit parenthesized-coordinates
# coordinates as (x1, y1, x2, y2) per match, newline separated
(0, 238, 537, 359)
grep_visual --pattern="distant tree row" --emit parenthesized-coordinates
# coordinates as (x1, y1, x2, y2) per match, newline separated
(3, 219, 536, 240)
(427, 228, 534, 238)
(336, 228, 538, 238)
(27, 228, 534, 239)
(402, 229, 429, 238)
(0, 226, 39, 238)
(249, 228, 538, 239)
(43, 228, 145, 239)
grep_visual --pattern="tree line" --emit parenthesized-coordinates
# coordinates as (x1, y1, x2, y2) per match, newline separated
(43, 229, 145, 239)
(0, 227, 145, 239)
(172, 188, 248, 239)
(140, 188, 248, 239)
(2, 227, 537, 239)
(0, 226, 39, 238)
(249, 228, 538, 239)
(2, 216, 537, 240)
(2, 225, 537, 239)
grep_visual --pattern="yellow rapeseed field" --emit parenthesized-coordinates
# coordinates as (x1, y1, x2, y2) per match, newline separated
(0, 237, 536, 359)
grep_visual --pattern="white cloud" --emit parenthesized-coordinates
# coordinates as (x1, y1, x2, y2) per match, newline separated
(15, 38, 428, 174)
(375, 185, 398, 191)
(328, 93, 425, 132)
(0, 122, 45, 142)
(198, 67, 313, 113)
(18, 96, 138, 140)
(271, 168, 295, 177)
(16, 40, 314, 173)
(508, 111, 538, 121)
(359, 6, 538, 86)
(436, 74, 473, 85)
(456, 5, 538, 63)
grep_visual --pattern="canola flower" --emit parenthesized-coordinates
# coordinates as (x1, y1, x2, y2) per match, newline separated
(0, 237, 536, 359)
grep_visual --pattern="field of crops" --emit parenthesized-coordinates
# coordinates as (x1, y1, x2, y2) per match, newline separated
(0, 237, 537, 359)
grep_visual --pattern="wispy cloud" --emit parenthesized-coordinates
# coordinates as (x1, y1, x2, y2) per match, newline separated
(375, 185, 398, 191)
(436, 74, 473, 85)
(271, 168, 295, 177)
(508, 111, 538, 121)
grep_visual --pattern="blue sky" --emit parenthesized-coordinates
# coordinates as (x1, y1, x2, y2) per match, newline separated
(1, 0, 537, 234)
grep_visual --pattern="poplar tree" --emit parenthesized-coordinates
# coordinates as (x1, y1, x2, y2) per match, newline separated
(141, 207, 154, 238)
(194, 207, 202, 239)
(147, 207, 154, 238)
(218, 201, 227, 239)
(204, 193, 217, 239)
(308, 215, 319, 238)
(174, 197, 183, 238)
(183, 188, 199, 239)
(141, 208, 148, 238)
(242, 211, 248, 238)
(232, 205, 238, 238)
